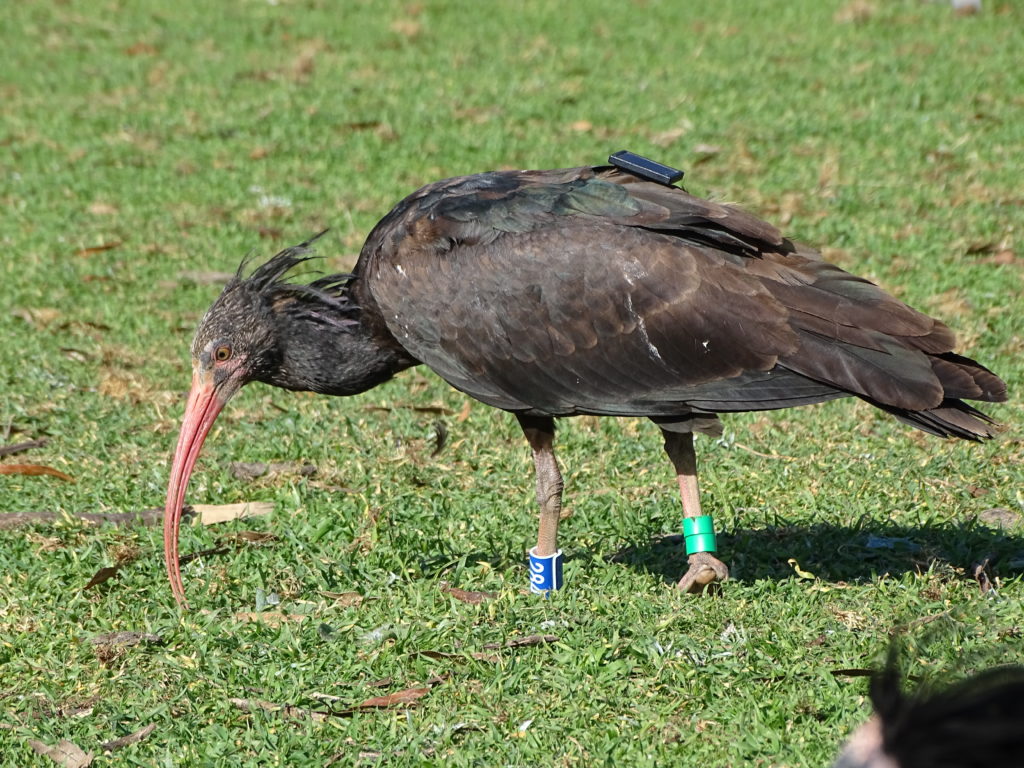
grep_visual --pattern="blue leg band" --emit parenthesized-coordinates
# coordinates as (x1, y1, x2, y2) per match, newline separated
(528, 548, 564, 594)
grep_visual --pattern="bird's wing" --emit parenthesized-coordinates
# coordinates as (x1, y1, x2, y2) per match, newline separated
(359, 165, 785, 264)
(358, 166, 985, 418)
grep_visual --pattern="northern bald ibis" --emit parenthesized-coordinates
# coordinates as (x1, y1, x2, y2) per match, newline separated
(163, 154, 1006, 605)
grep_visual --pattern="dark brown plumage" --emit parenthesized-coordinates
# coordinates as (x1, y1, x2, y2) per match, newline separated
(834, 664, 1024, 768)
(163, 160, 1006, 605)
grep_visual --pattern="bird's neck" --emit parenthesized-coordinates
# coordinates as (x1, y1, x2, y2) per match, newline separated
(262, 295, 417, 397)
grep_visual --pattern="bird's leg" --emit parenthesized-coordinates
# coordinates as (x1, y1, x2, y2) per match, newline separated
(517, 414, 565, 592)
(518, 414, 563, 555)
(661, 429, 729, 593)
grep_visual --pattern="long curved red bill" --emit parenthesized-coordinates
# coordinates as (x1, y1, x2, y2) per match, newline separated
(163, 371, 228, 607)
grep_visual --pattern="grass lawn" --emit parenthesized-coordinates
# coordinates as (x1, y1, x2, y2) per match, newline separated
(2, 0, 1022, 765)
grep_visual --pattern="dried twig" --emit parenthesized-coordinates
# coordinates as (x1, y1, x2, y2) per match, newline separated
(0, 438, 48, 458)
(100, 723, 156, 752)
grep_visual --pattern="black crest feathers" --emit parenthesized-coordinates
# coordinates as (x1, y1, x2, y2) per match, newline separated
(235, 231, 361, 331)
(868, 650, 1024, 768)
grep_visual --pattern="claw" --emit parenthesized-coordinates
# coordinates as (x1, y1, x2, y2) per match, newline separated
(677, 551, 729, 594)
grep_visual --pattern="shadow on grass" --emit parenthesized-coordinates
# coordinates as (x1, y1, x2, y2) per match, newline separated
(608, 521, 1024, 586)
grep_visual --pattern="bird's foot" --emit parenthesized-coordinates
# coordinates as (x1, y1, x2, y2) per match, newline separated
(677, 551, 729, 594)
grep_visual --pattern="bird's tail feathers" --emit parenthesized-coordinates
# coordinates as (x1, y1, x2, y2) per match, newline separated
(868, 397, 1001, 441)
(928, 352, 1006, 403)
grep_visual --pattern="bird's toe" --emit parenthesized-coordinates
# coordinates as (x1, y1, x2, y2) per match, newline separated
(677, 552, 729, 594)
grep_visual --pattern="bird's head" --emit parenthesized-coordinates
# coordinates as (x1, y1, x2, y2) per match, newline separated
(163, 232, 347, 606)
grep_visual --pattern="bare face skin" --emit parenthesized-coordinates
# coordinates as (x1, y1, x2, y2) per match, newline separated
(833, 716, 899, 768)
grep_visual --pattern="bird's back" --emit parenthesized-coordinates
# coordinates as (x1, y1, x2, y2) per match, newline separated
(355, 164, 1005, 438)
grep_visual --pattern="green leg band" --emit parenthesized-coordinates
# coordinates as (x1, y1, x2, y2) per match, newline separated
(683, 515, 717, 555)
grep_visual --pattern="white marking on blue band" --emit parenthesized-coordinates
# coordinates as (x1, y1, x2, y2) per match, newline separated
(528, 547, 564, 594)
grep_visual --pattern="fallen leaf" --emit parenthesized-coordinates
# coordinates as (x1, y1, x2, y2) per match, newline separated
(834, 0, 876, 23)
(88, 201, 118, 216)
(692, 143, 722, 159)
(927, 288, 973, 319)
(232, 685, 435, 722)
(112, 543, 140, 566)
(195, 502, 274, 524)
(372, 122, 399, 142)
(569, 120, 592, 133)
(0, 508, 167, 529)
(28, 739, 93, 768)
(83, 565, 122, 590)
(651, 126, 688, 147)
(59, 701, 98, 719)
(818, 148, 840, 192)
(905, 609, 952, 630)
(482, 634, 559, 650)
(340, 120, 386, 133)
(231, 611, 308, 625)
(410, 649, 462, 661)
(440, 582, 496, 605)
(389, 18, 422, 38)
(981, 249, 1018, 266)
(353, 687, 430, 710)
(28, 532, 63, 551)
(75, 241, 122, 256)
(364, 404, 454, 415)
(230, 698, 330, 722)
(453, 105, 502, 125)
(124, 42, 157, 56)
(978, 507, 1021, 529)
(0, 464, 74, 482)
(221, 530, 278, 544)
(100, 723, 156, 752)
(61, 348, 91, 363)
(344, 506, 383, 554)
(319, 590, 364, 607)
(952, 0, 980, 16)
(410, 649, 499, 664)
(98, 369, 168, 404)
(832, 610, 867, 630)
(787, 558, 817, 579)
(308, 691, 344, 703)
(12, 307, 61, 326)
(89, 631, 162, 648)
(230, 462, 269, 480)
(229, 461, 317, 481)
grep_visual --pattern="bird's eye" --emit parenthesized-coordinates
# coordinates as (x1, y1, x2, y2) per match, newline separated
(214, 345, 232, 362)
